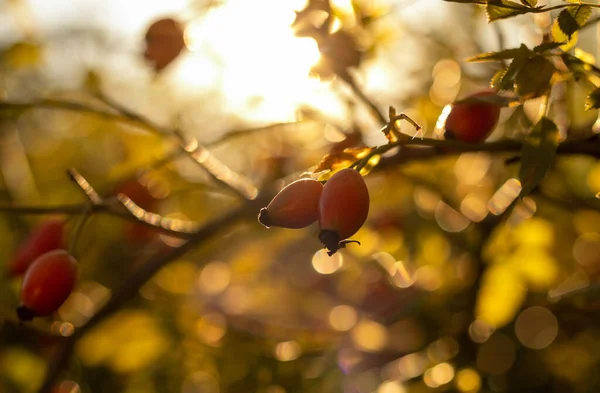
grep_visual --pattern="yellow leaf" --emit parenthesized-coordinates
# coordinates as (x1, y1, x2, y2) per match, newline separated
(76, 310, 170, 374)
(551, 20, 578, 52)
(314, 146, 372, 178)
(512, 218, 554, 248)
(510, 247, 559, 291)
(3, 41, 42, 68)
(1, 348, 46, 392)
(475, 264, 525, 328)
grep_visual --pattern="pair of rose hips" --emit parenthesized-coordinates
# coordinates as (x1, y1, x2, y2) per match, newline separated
(9, 219, 78, 321)
(258, 168, 369, 256)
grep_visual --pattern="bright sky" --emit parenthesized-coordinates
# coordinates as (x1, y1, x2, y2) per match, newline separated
(14, 0, 344, 125)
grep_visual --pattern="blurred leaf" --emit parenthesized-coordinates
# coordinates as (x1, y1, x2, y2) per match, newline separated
(585, 87, 600, 110)
(0, 104, 25, 121)
(519, 117, 560, 198)
(521, 0, 537, 6)
(486, 0, 539, 22)
(2, 41, 42, 68)
(467, 47, 527, 62)
(443, 0, 486, 4)
(511, 247, 558, 291)
(314, 147, 372, 175)
(503, 105, 533, 135)
(532, 41, 564, 53)
(557, 6, 592, 39)
(561, 52, 600, 85)
(1, 348, 46, 392)
(476, 263, 526, 327)
(84, 70, 102, 95)
(491, 44, 530, 91)
(515, 55, 555, 100)
(77, 309, 170, 373)
(314, 30, 363, 81)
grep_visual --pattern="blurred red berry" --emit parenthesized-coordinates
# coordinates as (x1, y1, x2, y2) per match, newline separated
(17, 250, 78, 321)
(9, 219, 66, 277)
(445, 91, 501, 143)
(144, 18, 186, 72)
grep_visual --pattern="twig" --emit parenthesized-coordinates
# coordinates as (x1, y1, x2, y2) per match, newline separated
(178, 136, 258, 200)
(0, 204, 86, 215)
(204, 122, 310, 148)
(0, 99, 168, 135)
(97, 95, 259, 201)
(67, 168, 103, 205)
(343, 74, 387, 126)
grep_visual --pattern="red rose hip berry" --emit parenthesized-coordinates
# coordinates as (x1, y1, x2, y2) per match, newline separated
(17, 250, 78, 321)
(444, 91, 501, 143)
(258, 178, 323, 229)
(144, 18, 186, 72)
(9, 219, 66, 277)
(318, 168, 369, 256)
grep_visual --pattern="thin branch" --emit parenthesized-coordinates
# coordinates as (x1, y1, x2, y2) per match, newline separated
(97, 95, 259, 201)
(204, 122, 310, 148)
(0, 203, 86, 215)
(67, 168, 103, 205)
(343, 74, 387, 126)
(0, 99, 168, 135)
(178, 137, 259, 200)
(0, 201, 200, 238)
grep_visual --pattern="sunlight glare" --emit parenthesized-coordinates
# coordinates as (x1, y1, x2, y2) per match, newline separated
(182, 0, 322, 119)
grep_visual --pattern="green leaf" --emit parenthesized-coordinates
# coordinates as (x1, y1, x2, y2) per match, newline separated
(490, 68, 510, 90)
(491, 44, 531, 90)
(443, 0, 486, 4)
(532, 42, 565, 53)
(520, 0, 537, 6)
(0, 103, 26, 121)
(503, 105, 533, 136)
(585, 88, 600, 111)
(561, 53, 600, 86)
(519, 117, 560, 198)
(486, 0, 539, 22)
(557, 6, 592, 38)
(515, 55, 555, 100)
(467, 48, 526, 62)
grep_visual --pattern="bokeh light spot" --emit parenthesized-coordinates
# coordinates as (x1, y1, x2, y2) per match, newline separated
(456, 368, 481, 393)
(329, 305, 358, 331)
(351, 320, 389, 352)
(312, 249, 343, 274)
(476, 332, 516, 375)
(198, 261, 231, 295)
(275, 341, 301, 361)
(424, 362, 455, 388)
(514, 306, 558, 350)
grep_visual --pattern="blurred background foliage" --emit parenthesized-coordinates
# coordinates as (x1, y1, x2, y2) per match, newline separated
(1, 0, 600, 393)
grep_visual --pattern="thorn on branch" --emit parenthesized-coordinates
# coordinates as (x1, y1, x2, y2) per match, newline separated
(177, 133, 259, 201)
(67, 168, 103, 205)
(117, 194, 200, 236)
